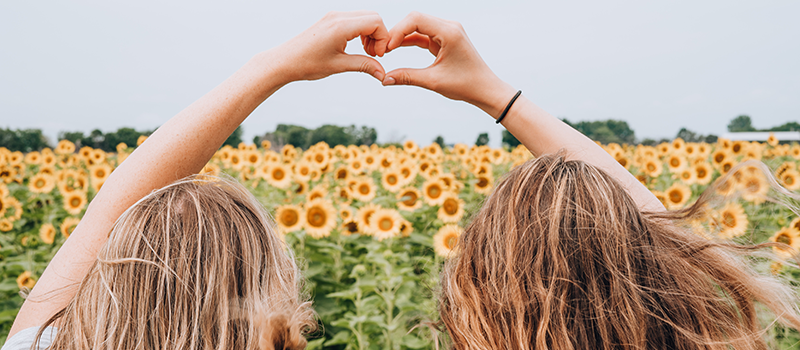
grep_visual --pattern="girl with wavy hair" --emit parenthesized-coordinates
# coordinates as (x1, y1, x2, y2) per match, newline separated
(378, 12, 800, 350)
(4, 11, 393, 350)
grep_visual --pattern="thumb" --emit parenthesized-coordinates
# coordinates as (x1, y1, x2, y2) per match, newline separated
(382, 67, 434, 89)
(336, 54, 386, 81)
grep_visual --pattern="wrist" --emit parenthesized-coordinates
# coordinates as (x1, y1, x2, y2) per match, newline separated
(250, 50, 294, 88)
(473, 79, 518, 120)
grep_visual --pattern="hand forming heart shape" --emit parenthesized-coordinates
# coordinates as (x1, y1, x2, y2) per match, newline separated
(273, 11, 517, 120)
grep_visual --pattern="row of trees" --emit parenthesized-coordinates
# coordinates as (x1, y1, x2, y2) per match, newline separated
(254, 124, 378, 150)
(2, 115, 797, 153)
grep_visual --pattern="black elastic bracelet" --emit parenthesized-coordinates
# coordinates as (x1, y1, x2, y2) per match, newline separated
(496, 90, 522, 124)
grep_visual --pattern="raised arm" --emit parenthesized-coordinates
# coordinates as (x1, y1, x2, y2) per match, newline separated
(380, 12, 664, 212)
(9, 11, 390, 337)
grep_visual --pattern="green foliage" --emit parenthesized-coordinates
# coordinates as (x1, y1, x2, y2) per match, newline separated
(259, 124, 378, 150)
(728, 115, 757, 132)
(563, 119, 635, 144)
(223, 125, 243, 147)
(433, 136, 445, 149)
(0, 128, 50, 152)
(474, 133, 489, 146)
(501, 130, 520, 148)
(765, 122, 800, 132)
(58, 127, 153, 151)
(675, 128, 718, 143)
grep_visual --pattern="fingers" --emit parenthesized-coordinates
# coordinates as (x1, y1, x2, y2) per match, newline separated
(398, 33, 441, 56)
(383, 67, 435, 89)
(340, 13, 390, 57)
(336, 54, 386, 81)
(386, 12, 451, 52)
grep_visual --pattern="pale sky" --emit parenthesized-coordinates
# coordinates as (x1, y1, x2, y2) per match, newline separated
(1, 1, 798, 148)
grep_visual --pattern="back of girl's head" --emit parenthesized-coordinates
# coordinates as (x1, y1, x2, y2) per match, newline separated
(42, 175, 314, 350)
(440, 153, 800, 350)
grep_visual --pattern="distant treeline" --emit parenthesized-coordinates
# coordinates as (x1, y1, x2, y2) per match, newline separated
(1, 115, 796, 153)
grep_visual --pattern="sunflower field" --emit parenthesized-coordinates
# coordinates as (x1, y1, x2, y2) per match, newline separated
(3, 135, 800, 348)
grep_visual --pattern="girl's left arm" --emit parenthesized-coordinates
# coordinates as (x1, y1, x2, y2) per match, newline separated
(9, 11, 390, 337)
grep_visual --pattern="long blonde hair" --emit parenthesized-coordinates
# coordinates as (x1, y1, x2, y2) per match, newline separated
(38, 175, 315, 349)
(440, 153, 800, 349)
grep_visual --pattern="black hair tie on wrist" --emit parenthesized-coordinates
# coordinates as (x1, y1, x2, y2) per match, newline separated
(496, 90, 522, 124)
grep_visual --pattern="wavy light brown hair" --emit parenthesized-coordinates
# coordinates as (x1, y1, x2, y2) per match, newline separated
(37, 175, 315, 350)
(440, 153, 800, 350)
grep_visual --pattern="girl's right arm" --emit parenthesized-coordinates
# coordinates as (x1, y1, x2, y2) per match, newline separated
(380, 12, 664, 212)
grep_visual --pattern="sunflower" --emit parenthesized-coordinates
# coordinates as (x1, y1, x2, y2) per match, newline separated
(200, 163, 221, 176)
(0, 218, 13, 232)
(650, 191, 668, 208)
(351, 177, 377, 202)
(693, 162, 713, 185)
(641, 158, 663, 177)
(63, 191, 88, 215)
(229, 151, 244, 170)
(403, 140, 419, 152)
(243, 150, 262, 167)
(396, 187, 423, 211)
(339, 207, 354, 221)
(767, 133, 779, 147)
(303, 199, 336, 239)
(333, 166, 350, 181)
(308, 186, 328, 201)
(666, 154, 686, 172)
(341, 220, 360, 236)
(677, 169, 695, 185)
(28, 173, 55, 194)
(348, 157, 366, 175)
(740, 174, 768, 204)
(55, 140, 76, 154)
(422, 178, 448, 206)
(711, 149, 730, 168)
(363, 153, 379, 171)
(24, 151, 42, 165)
(769, 227, 800, 258)
(791, 217, 800, 233)
(370, 208, 403, 241)
(399, 219, 413, 237)
(39, 223, 56, 244)
(780, 169, 800, 191)
(264, 163, 292, 189)
(381, 169, 404, 193)
(719, 160, 736, 175)
(665, 183, 692, 209)
(433, 225, 463, 257)
(474, 173, 494, 195)
(438, 193, 465, 223)
(715, 202, 748, 239)
(17, 271, 36, 290)
(356, 203, 381, 236)
(397, 164, 417, 185)
(4, 197, 22, 221)
(60, 217, 80, 238)
(714, 177, 737, 197)
(90, 164, 113, 183)
(275, 205, 304, 234)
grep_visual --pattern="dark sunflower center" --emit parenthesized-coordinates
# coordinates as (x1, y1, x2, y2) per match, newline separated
(379, 218, 393, 231)
(443, 199, 458, 215)
(308, 208, 326, 227)
(281, 210, 298, 226)
(445, 235, 458, 250)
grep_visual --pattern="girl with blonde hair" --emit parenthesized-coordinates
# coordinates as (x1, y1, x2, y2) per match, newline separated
(378, 12, 800, 350)
(4, 11, 393, 350)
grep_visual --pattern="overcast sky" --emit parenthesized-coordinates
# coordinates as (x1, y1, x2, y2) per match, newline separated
(1, 1, 798, 147)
